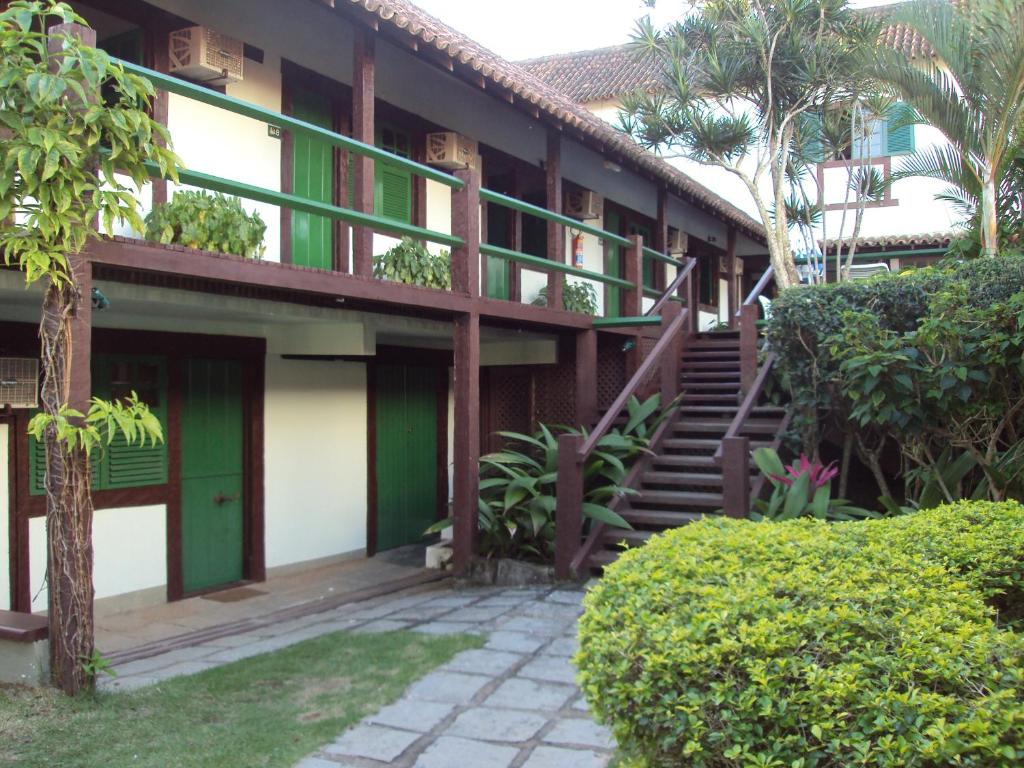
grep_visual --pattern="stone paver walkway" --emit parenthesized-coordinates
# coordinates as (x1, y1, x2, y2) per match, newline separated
(101, 582, 613, 767)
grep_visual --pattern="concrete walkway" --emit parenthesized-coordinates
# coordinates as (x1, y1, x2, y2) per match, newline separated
(101, 582, 613, 767)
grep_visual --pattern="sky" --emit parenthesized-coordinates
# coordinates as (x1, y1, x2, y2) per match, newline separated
(408, 0, 906, 62)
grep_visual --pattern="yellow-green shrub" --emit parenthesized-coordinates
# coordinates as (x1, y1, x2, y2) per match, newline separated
(576, 502, 1024, 767)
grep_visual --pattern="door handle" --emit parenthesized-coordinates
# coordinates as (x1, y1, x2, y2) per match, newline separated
(213, 492, 240, 505)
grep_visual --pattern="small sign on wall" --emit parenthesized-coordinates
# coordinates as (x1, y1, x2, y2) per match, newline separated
(267, 124, 281, 139)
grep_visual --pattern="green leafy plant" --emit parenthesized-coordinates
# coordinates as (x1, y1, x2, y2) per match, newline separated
(532, 279, 598, 315)
(750, 447, 877, 521)
(80, 649, 116, 682)
(373, 237, 450, 289)
(144, 190, 265, 259)
(577, 501, 1024, 767)
(429, 394, 673, 562)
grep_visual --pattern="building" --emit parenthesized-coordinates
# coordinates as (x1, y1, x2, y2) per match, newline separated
(0, 0, 770, 615)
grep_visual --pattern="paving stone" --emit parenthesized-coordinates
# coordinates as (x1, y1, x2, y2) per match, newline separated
(390, 605, 457, 621)
(325, 724, 420, 762)
(543, 636, 579, 657)
(477, 595, 531, 607)
(495, 616, 565, 636)
(294, 757, 352, 768)
(446, 707, 548, 743)
(520, 745, 610, 768)
(517, 655, 578, 685)
(421, 595, 481, 609)
(198, 632, 262, 648)
(204, 635, 300, 663)
(148, 660, 219, 682)
(485, 631, 546, 654)
(521, 601, 582, 620)
(543, 717, 616, 749)
(452, 605, 511, 622)
(413, 736, 518, 768)
(444, 648, 522, 676)
(366, 699, 454, 733)
(98, 674, 160, 692)
(112, 644, 214, 677)
(411, 621, 478, 635)
(406, 670, 493, 705)
(572, 696, 590, 712)
(544, 590, 585, 605)
(342, 603, 401, 620)
(483, 678, 576, 712)
(352, 619, 411, 633)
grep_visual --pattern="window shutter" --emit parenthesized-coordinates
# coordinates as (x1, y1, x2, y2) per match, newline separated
(29, 434, 46, 496)
(799, 112, 826, 163)
(100, 356, 168, 489)
(346, 152, 355, 210)
(376, 161, 412, 223)
(885, 102, 916, 156)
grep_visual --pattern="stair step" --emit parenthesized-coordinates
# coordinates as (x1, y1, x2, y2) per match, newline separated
(685, 349, 742, 359)
(679, 405, 739, 414)
(679, 382, 743, 391)
(680, 361, 742, 371)
(675, 420, 780, 434)
(586, 550, 619, 568)
(651, 453, 757, 469)
(600, 528, 654, 547)
(631, 490, 724, 507)
(680, 393, 741, 403)
(642, 471, 724, 487)
(621, 508, 711, 526)
(662, 437, 771, 451)
(680, 371, 742, 380)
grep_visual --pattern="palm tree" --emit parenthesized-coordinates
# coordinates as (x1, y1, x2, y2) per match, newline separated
(876, 0, 1024, 257)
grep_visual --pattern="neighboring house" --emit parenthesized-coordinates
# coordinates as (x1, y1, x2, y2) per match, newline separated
(0, 0, 769, 615)
(521, 20, 963, 281)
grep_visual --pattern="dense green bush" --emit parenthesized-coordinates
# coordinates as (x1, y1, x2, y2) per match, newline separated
(144, 190, 266, 258)
(373, 237, 451, 289)
(767, 256, 1024, 502)
(577, 501, 1024, 767)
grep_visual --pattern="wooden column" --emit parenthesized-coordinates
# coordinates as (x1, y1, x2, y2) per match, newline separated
(69, 257, 93, 414)
(554, 433, 584, 580)
(721, 436, 751, 518)
(655, 185, 668, 290)
(545, 129, 564, 311)
(510, 165, 523, 303)
(452, 166, 481, 573)
(352, 27, 375, 277)
(739, 303, 759, 393)
(623, 234, 644, 375)
(726, 227, 739, 329)
(575, 329, 597, 427)
(659, 301, 681, 406)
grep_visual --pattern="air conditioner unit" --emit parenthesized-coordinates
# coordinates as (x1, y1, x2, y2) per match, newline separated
(667, 227, 688, 256)
(425, 132, 478, 170)
(0, 357, 39, 409)
(169, 26, 244, 85)
(564, 189, 603, 221)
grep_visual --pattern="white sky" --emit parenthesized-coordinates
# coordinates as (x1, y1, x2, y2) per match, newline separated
(408, 0, 905, 61)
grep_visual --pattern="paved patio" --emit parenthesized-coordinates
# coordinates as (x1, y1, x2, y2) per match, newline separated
(101, 582, 613, 767)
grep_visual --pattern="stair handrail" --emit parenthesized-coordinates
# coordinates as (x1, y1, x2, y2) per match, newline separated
(647, 257, 697, 318)
(737, 264, 774, 316)
(738, 264, 774, 390)
(555, 303, 690, 579)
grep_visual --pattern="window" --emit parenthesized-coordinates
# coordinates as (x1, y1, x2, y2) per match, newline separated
(699, 254, 717, 306)
(29, 355, 168, 495)
(346, 126, 414, 224)
(808, 102, 916, 162)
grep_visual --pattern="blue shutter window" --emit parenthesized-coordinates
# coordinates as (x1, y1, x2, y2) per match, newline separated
(884, 102, 916, 156)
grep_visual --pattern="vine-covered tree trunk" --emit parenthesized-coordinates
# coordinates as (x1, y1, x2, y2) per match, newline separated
(40, 275, 95, 695)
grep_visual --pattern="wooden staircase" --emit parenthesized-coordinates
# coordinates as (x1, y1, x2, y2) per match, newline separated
(581, 330, 788, 571)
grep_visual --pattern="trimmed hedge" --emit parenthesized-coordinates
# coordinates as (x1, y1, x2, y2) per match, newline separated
(576, 501, 1024, 767)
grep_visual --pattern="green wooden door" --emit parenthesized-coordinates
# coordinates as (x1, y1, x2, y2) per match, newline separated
(605, 210, 622, 317)
(181, 359, 244, 593)
(375, 364, 439, 552)
(291, 88, 333, 269)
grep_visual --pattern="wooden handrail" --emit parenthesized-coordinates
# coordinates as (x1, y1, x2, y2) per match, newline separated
(714, 352, 776, 464)
(579, 308, 687, 460)
(647, 257, 696, 317)
(737, 264, 774, 314)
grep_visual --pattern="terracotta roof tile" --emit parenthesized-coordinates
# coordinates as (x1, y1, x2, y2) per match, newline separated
(343, 0, 764, 238)
(518, 44, 662, 104)
(820, 231, 955, 250)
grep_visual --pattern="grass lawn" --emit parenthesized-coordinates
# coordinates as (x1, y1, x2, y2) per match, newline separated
(0, 629, 483, 768)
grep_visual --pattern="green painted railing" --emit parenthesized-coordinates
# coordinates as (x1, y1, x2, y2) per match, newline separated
(592, 315, 662, 328)
(479, 243, 632, 288)
(114, 58, 464, 189)
(643, 245, 684, 267)
(479, 188, 631, 248)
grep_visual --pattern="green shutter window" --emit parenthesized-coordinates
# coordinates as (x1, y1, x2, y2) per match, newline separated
(375, 126, 413, 224)
(885, 102, 916, 156)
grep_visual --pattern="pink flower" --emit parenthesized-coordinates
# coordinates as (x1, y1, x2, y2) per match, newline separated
(769, 455, 838, 489)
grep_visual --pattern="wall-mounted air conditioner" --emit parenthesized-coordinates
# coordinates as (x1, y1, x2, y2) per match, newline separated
(425, 132, 478, 170)
(667, 227, 688, 256)
(564, 189, 603, 221)
(0, 358, 39, 409)
(169, 26, 244, 85)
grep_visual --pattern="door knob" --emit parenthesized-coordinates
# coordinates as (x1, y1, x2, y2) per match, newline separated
(213, 492, 240, 505)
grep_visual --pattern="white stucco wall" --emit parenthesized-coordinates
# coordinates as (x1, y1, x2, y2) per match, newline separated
(0, 424, 8, 611)
(29, 505, 167, 613)
(263, 356, 368, 568)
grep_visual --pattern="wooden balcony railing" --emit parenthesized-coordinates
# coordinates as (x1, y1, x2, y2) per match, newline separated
(553, 257, 697, 579)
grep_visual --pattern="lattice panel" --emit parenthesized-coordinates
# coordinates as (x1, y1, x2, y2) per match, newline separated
(596, 338, 626, 411)
(533, 359, 576, 428)
(482, 367, 532, 453)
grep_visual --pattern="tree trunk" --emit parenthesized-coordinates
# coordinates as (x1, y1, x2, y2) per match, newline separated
(981, 175, 999, 257)
(40, 278, 95, 695)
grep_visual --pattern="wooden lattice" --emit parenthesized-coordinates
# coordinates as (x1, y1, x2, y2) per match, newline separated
(596, 337, 626, 411)
(481, 366, 532, 453)
(534, 358, 576, 428)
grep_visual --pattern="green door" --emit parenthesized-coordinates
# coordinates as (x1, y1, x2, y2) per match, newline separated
(605, 210, 622, 317)
(485, 202, 510, 299)
(291, 88, 333, 269)
(375, 364, 439, 552)
(181, 359, 244, 593)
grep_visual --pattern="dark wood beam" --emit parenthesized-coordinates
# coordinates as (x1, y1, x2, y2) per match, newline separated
(656, 184, 668, 290)
(352, 27, 375, 277)
(545, 129, 564, 311)
(452, 311, 480, 573)
(726, 226, 739, 328)
(575, 329, 597, 427)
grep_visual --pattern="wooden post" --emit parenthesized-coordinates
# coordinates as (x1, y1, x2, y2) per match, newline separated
(623, 234, 644, 374)
(688, 259, 700, 333)
(510, 165, 523, 302)
(655, 185, 668, 291)
(545, 129, 563, 311)
(726, 227, 739, 329)
(659, 301, 681, 406)
(555, 433, 584, 580)
(451, 166, 481, 573)
(721, 436, 751, 518)
(575, 329, 598, 427)
(451, 167, 480, 296)
(452, 313, 480, 573)
(352, 27, 375, 277)
(740, 303, 759, 392)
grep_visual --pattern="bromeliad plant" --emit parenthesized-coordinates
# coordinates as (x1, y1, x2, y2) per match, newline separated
(751, 447, 877, 521)
(373, 237, 451, 289)
(430, 394, 674, 562)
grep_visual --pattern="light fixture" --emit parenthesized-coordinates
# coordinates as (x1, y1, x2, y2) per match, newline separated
(602, 160, 622, 173)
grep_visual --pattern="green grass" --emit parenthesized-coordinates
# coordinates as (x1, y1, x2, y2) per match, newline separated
(0, 629, 483, 768)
